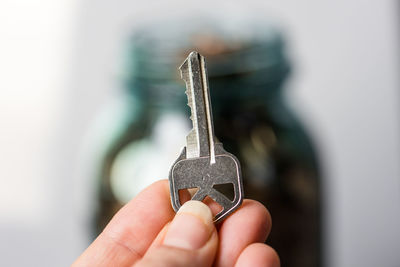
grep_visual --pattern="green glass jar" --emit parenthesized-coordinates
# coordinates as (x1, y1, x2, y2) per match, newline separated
(95, 18, 321, 267)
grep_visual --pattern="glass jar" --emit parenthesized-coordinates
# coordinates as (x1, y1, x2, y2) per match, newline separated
(95, 18, 321, 267)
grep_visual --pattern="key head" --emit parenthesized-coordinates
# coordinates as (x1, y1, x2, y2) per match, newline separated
(169, 144, 244, 223)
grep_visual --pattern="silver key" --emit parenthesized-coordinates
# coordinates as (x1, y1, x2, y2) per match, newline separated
(169, 51, 244, 223)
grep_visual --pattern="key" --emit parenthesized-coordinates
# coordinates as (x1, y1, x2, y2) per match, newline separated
(169, 51, 244, 223)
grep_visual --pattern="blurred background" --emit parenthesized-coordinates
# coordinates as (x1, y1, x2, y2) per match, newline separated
(1, 0, 399, 266)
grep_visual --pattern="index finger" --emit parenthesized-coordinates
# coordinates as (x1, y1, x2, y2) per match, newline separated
(214, 199, 272, 267)
(72, 180, 175, 267)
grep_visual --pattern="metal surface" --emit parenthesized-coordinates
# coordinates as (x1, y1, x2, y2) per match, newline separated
(179, 52, 215, 162)
(169, 51, 244, 223)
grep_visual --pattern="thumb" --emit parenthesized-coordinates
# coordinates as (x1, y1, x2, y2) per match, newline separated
(135, 200, 218, 267)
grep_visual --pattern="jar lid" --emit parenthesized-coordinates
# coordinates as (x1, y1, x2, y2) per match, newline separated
(126, 17, 290, 83)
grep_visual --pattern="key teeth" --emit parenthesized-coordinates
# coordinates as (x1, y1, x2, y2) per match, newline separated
(188, 103, 195, 121)
(180, 69, 190, 84)
(187, 96, 194, 112)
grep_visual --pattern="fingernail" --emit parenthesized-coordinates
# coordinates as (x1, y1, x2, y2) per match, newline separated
(163, 200, 214, 250)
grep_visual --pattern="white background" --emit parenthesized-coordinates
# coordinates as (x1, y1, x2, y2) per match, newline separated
(0, 1, 399, 266)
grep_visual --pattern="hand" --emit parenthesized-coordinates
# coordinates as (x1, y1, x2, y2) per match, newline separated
(72, 180, 279, 267)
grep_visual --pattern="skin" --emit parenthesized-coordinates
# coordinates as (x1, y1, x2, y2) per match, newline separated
(72, 180, 280, 267)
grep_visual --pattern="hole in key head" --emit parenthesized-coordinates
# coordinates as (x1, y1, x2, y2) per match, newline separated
(203, 196, 223, 217)
(178, 188, 198, 206)
(213, 183, 235, 201)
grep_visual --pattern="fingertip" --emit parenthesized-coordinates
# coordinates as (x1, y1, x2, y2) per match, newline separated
(163, 200, 214, 250)
(226, 199, 272, 242)
(137, 201, 218, 267)
(235, 243, 280, 267)
(215, 199, 272, 266)
(242, 199, 272, 237)
(177, 200, 214, 225)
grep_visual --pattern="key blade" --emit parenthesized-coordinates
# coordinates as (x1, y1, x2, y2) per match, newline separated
(179, 53, 200, 159)
(179, 51, 215, 162)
